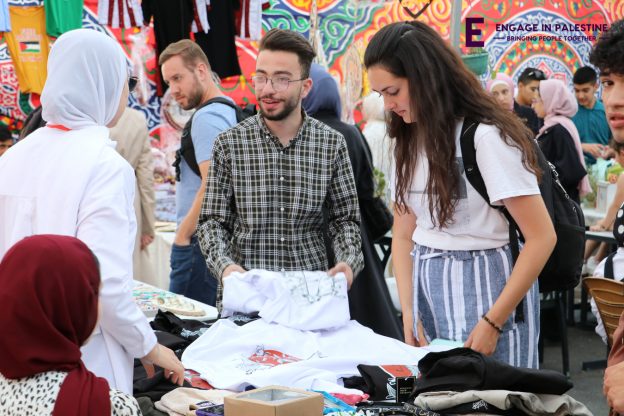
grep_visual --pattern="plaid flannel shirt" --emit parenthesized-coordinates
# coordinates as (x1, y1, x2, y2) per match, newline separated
(197, 113, 363, 305)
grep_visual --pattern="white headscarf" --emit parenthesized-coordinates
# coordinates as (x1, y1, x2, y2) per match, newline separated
(362, 93, 385, 122)
(41, 29, 127, 130)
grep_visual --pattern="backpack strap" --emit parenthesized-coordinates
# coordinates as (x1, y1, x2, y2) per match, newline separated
(460, 119, 491, 207)
(175, 97, 240, 180)
(605, 252, 616, 280)
(459, 118, 525, 322)
(201, 96, 243, 120)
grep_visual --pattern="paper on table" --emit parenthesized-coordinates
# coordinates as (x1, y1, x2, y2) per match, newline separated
(132, 280, 218, 321)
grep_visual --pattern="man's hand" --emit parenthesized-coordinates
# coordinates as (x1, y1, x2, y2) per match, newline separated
(605, 360, 624, 412)
(328, 262, 354, 288)
(140, 234, 154, 250)
(582, 143, 605, 159)
(222, 264, 246, 280)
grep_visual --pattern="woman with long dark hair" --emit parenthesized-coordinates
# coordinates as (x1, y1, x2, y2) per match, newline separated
(364, 21, 556, 367)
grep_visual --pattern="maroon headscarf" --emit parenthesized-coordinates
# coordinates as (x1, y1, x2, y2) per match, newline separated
(0, 235, 111, 416)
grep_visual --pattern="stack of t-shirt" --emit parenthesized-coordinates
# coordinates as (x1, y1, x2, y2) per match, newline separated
(183, 269, 426, 394)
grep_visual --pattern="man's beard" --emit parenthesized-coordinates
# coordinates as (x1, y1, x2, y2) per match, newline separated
(181, 76, 205, 110)
(182, 89, 204, 110)
(260, 94, 299, 121)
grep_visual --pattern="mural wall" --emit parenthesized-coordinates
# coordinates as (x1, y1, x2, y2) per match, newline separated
(0, 0, 622, 140)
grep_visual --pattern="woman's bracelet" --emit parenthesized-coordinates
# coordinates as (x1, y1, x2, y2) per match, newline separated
(482, 314, 503, 334)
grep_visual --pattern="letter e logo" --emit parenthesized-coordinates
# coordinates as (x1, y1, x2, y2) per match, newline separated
(466, 17, 484, 47)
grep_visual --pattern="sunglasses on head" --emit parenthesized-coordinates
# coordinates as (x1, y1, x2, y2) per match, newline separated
(526, 69, 546, 80)
(129, 76, 138, 93)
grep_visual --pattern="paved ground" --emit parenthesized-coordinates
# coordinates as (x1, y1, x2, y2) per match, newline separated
(541, 314, 609, 415)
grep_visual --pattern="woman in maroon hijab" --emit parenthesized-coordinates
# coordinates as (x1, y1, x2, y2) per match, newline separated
(0, 235, 141, 415)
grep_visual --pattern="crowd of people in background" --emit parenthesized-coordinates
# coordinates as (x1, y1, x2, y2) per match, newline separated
(0, 15, 624, 415)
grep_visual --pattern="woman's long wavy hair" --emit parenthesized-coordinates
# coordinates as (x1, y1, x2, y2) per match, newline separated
(364, 21, 541, 228)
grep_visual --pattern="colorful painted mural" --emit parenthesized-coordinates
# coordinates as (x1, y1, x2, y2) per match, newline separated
(0, 0, 622, 140)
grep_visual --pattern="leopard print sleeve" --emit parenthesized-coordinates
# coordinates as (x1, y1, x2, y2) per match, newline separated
(109, 389, 141, 416)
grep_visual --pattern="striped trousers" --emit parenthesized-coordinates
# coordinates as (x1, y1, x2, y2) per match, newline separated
(412, 243, 540, 368)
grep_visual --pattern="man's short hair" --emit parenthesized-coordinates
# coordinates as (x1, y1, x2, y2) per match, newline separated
(258, 29, 316, 78)
(590, 20, 624, 76)
(158, 39, 211, 71)
(573, 66, 598, 85)
(0, 124, 11, 141)
(518, 67, 547, 84)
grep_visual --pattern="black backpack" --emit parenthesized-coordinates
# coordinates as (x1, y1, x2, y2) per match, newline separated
(173, 97, 256, 181)
(459, 118, 585, 300)
(603, 203, 624, 278)
(604, 252, 616, 279)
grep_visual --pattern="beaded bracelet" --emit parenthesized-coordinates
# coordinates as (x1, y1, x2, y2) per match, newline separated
(482, 314, 503, 334)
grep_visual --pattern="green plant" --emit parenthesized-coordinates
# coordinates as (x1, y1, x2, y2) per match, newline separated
(461, 50, 490, 76)
(465, 47, 487, 55)
(373, 168, 386, 199)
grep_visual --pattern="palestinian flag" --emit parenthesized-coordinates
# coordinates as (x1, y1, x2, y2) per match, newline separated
(19, 41, 40, 53)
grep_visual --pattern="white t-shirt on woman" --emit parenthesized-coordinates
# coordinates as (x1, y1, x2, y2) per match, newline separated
(391, 120, 540, 251)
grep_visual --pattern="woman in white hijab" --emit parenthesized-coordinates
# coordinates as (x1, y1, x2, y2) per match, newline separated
(0, 29, 184, 393)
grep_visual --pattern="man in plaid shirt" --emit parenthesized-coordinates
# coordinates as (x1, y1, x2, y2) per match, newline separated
(197, 28, 363, 302)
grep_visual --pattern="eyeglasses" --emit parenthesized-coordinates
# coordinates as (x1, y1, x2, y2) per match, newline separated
(251, 75, 305, 92)
(526, 69, 546, 81)
(128, 76, 138, 93)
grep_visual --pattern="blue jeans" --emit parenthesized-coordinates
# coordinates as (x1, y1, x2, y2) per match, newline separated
(169, 235, 217, 306)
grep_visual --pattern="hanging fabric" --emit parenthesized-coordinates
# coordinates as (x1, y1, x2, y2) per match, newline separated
(45, 0, 83, 37)
(194, 0, 241, 78)
(4, 6, 49, 94)
(0, 0, 10, 32)
(98, 0, 144, 29)
(235, 0, 270, 40)
(141, 0, 194, 57)
(191, 0, 210, 34)
(142, 0, 194, 94)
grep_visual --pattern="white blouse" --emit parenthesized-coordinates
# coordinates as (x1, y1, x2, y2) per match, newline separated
(0, 125, 157, 393)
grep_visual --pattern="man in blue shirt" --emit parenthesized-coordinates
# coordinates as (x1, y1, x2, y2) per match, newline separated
(160, 40, 237, 305)
(572, 66, 612, 165)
